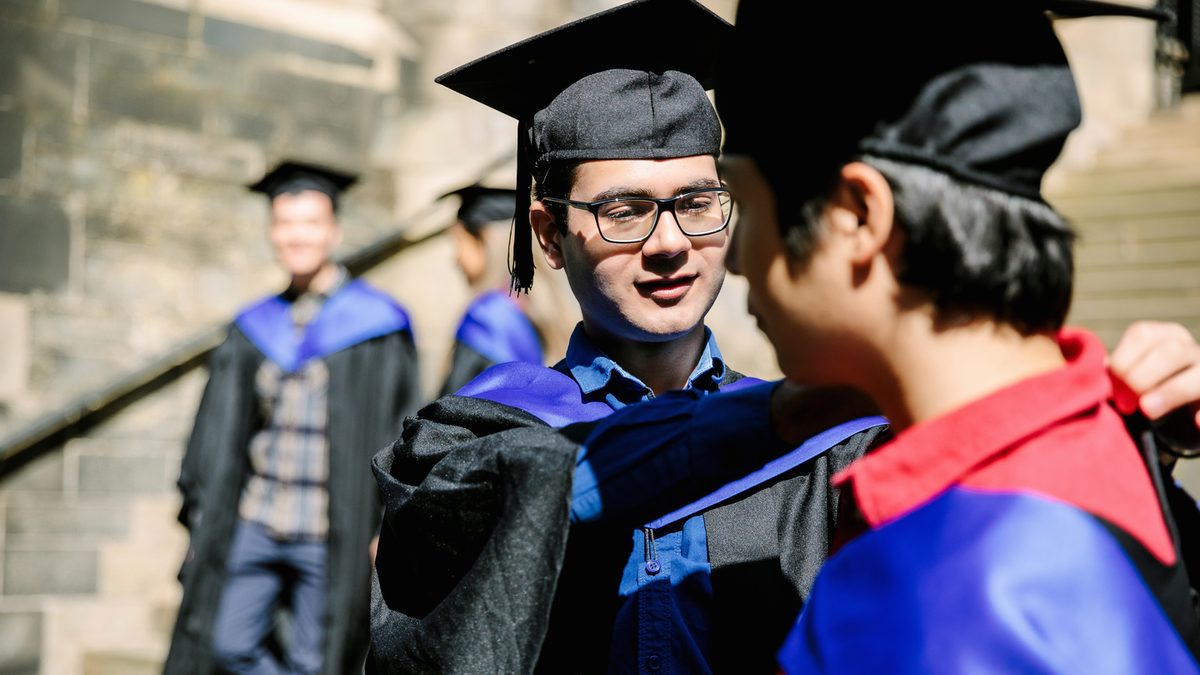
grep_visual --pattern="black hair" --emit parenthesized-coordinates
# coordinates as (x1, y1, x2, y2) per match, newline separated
(780, 156, 1075, 334)
(534, 161, 583, 233)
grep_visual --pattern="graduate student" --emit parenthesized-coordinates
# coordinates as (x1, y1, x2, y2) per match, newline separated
(368, 2, 888, 672)
(167, 161, 420, 675)
(439, 185, 544, 396)
(702, 1, 1200, 670)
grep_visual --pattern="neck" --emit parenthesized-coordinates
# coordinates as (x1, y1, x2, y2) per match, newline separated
(583, 322, 709, 396)
(290, 262, 339, 296)
(863, 314, 1065, 432)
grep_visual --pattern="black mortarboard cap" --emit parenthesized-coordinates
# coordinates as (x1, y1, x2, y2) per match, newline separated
(248, 160, 358, 212)
(436, 0, 731, 293)
(717, 0, 1170, 221)
(440, 184, 519, 235)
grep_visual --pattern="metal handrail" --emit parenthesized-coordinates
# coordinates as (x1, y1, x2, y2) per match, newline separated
(0, 152, 516, 478)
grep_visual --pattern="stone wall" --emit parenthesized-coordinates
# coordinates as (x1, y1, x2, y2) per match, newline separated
(0, 0, 414, 436)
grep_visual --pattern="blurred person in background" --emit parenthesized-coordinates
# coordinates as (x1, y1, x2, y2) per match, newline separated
(166, 160, 420, 675)
(438, 185, 545, 396)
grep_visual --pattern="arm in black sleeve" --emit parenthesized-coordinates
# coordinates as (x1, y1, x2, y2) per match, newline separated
(176, 329, 236, 532)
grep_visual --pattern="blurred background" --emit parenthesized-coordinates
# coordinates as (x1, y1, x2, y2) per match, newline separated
(0, 0, 1197, 672)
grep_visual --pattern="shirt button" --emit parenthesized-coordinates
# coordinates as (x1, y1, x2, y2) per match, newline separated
(647, 655, 661, 672)
(644, 560, 661, 575)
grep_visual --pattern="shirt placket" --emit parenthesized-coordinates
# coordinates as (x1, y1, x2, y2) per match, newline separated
(637, 525, 674, 674)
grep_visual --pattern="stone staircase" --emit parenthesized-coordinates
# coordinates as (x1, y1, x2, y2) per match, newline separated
(0, 370, 203, 674)
(1048, 95, 1200, 347)
(1047, 94, 1200, 493)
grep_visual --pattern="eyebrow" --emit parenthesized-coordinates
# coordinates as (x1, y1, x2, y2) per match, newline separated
(589, 178, 723, 201)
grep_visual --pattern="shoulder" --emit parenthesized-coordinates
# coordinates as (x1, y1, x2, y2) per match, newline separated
(336, 279, 412, 330)
(786, 487, 1198, 674)
(212, 322, 262, 363)
(965, 403, 1174, 565)
(233, 291, 285, 324)
(455, 361, 611, 427)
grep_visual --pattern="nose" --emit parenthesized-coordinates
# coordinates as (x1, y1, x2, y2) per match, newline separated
(640, 209, 691, 259)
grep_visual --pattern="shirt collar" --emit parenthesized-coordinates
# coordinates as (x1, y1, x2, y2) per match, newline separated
(834, 328, 1111, 527)
(563, 323, 727, 405)
(284, 264, 348, 304)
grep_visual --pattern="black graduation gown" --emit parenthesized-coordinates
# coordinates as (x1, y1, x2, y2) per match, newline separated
(367, 366, 886, 674)
(439, 343, 496, 399)
(165, 320, 419, 675)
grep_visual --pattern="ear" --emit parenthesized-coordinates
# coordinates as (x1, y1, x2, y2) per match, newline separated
(529, 201, 565, 270)
(825, 161, 895, 266)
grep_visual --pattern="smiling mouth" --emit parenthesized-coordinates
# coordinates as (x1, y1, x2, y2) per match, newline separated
(635, 275, 697, 301)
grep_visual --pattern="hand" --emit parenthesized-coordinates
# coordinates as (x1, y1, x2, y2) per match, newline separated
(770, 381, 881, 448)
(1109, 321, 1200, 426)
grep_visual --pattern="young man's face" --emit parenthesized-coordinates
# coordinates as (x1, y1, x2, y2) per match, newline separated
(269, 190, 342, 278)
(723, 155, 861, 385)
(534, 155, 729, 344)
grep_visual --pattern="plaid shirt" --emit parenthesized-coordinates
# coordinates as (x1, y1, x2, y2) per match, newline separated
(238, 267, 347, 541)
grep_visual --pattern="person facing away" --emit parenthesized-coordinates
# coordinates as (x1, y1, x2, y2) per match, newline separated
(366, 1, 888, 672)
(704, 0, 1200, 671)
(438, 185, 544, 397)
(166, 160, 421, 675)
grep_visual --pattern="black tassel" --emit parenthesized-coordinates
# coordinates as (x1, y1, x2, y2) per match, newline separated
(510, 119, 536, 294)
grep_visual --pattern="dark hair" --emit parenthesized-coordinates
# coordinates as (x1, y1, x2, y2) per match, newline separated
(534, 161, 582, 232)
(779, 156, 1075, 334)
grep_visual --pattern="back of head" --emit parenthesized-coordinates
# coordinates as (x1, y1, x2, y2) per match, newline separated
(717, 0, 1167, 332)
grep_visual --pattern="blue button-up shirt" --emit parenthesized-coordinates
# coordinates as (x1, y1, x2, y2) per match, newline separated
(558, 324, 730, 673)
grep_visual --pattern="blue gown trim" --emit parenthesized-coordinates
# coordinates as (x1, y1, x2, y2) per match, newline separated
(455, 290, 542, 366)
(645, 414, 889, 530)
(235, 279, 412, 373)
(455, 361, 614, 427)
(460, 363, 887, 526)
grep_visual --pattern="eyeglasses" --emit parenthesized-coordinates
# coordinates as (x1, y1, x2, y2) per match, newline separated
(542, 188, 734, 244)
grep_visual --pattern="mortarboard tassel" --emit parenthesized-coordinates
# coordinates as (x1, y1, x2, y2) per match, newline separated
(510, 119, 536, 294)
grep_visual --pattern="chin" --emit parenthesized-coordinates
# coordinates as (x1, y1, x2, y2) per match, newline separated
(627, 306, 707, 342)
(282, 259, 324, 278)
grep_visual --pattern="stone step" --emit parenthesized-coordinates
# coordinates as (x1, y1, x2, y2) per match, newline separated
(1, 447, 66, 494)
(1048, 162, 1200, 197)
(1085, 143, 1200, 173)
(39, 597, 170, 675)
(84, 649, 164, 675)
(62, 438, 179, 496)
(1075, 236, 1200, 267)
(4, 493, 132, 538)
(98, 496, 186, 602)
(1070, 293, 1200, 324)
(1072, 214, 1200, 244)
(3, 544, 100, 596)
(1105, 134, 1200, 157)
(1074, 263, 1200, 295)
(0, 607, 42, 675)
(1050, 185, 1200, 221)
(1116, 107, 1200, 139)
(1108, 116, 1200, 143)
